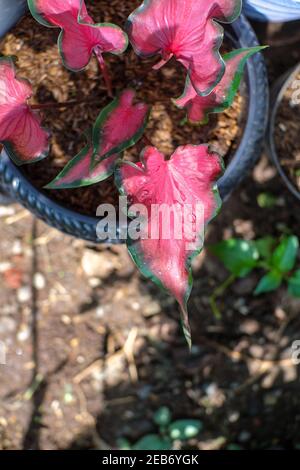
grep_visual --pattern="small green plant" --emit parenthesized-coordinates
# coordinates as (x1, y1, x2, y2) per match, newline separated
(209, 235, 300, 317)
(117, 407, 203, 450)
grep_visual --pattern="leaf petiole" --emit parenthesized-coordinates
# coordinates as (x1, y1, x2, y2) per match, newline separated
(209, 273, 236, 320)
(94, 47, 113, 98)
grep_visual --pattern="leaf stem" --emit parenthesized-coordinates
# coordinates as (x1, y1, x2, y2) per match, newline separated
(94, 48, 113, 98)
(152, 53, 173, 70)
(209, 274, 236, 320)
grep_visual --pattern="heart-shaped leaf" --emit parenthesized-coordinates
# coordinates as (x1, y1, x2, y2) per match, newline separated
(127, 0, 242, 96)
(0, 56, 49, 165)
(174, 47, 265, 124)
(28, 0, 128, 72)
(91, 89, 150, 167)
(46, 90, 149, 188)
(116, 145, 223, 346)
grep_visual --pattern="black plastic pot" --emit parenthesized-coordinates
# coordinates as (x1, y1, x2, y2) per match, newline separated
(266, 64, 300, 201)
(0, 4, 269, 243)
(0, 0, 27, 37)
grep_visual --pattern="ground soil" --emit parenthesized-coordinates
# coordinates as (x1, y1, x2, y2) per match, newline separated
(1, 11, 300, 452)
(0, 2, 245, 215)
(274, 71, 300, 193)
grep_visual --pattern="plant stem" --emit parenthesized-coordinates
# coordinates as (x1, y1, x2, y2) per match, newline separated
(94, 48, 113, 98)
(209, 274, 236, 320)
(152, 53, 173, 71)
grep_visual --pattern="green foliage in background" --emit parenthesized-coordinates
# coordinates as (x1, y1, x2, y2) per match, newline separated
(117, 407, 203, 450)
(209, 235, 300, 317)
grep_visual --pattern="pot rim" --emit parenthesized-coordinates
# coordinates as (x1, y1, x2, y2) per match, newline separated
(266, 63, 300, 201)
(217, 15, 269, 199)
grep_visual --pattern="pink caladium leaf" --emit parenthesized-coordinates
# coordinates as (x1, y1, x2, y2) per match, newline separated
(115, 145, 223, 346)
(174, 47, 266, 125)
(0, 56, 49, 165)
(46, 90, 149, 188)
(127, 0, 242, 96)
(28, 0, 128, 80)
(91, 89, 150, 167)
(45, 140, 119, 189)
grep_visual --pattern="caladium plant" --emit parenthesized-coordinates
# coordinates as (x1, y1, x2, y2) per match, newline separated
(115, 145, 223, 346)
(28, 0, 128, 94)
(0, 0, 267, 345)
(0, 56, 49, 165)
(46, 90, 150, 189)
(127, 0, 242, 96)
(174, 46, 266, 125)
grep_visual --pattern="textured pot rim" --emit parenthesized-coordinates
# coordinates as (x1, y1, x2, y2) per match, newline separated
(0, 13, 269, 242)
(217, 15, 269, 199)
(243, 0, 300, 23)
(266, 63, 300, 202)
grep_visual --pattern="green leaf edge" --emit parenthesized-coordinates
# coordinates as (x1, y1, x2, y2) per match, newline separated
(28, 0, 128, 73)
